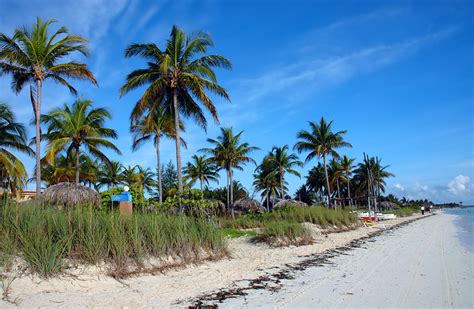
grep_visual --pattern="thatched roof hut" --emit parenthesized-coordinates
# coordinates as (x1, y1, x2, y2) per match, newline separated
(232, 198, 265, 214)
(378, 201, 400, 210)
(42, 182, 101, 208)
(273, 199, 308, 210)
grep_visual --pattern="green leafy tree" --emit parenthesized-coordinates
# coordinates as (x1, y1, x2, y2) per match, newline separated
(161, 160, 178, 199)
(0, 102, 33, 195)
(201, 127, 258, 217)
(41, 99, 120, 185)
(294, 185, 315, 205)
(120, 25, 232, 192)
(135, 165, 156, 195)
(121, 165, 138, 188)
(294, 117, 351, 207)
(0, 17, 97, 195)
(183, 155, 219, 191)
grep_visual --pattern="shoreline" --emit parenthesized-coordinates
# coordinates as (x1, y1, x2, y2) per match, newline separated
(1, 212, 431, 308)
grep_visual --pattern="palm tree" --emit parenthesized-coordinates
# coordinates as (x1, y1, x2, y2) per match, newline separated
(267, 145, 302, 200)
(253, 156, 283, 211)
(97, 161, 123, 190)
(0, 17, 97, 195)
(135, 166, 156, 195)
(328, 158, 345, 206)
(41, 99, 120, 185)
(353, 156, 394, 199)
(121, 165, 138, 188)
(294, 117, 351, 207)
(120, 25, 232, 193)
(201, 127, 258, 217)
(306, 163, 327, 202)
(0, 102, 33, 195)
(183, 155, 219, 191)
(131, 106, 185, 203)
(339, 155, 355, 206)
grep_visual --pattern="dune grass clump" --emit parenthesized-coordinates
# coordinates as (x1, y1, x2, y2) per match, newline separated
(0, 201, 226, 277)
(253, 222, 313, 247)
(388, 207, 418, 217)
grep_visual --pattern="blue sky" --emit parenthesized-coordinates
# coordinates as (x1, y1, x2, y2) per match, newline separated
(1, 0, 473, 204)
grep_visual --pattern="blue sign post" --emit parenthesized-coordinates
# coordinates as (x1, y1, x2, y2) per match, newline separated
(111, 187, 133, 215)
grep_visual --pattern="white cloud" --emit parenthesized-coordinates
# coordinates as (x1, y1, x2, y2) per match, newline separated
(394, 183, 405, 192)
(448, 175, 471, 195)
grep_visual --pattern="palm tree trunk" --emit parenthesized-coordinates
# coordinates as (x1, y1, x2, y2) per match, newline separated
(280, 170, 285, 200)
(200, 178, 203, 191)
(336, 179, 341, 208)
(35, 80, 42, 197)
(75, 147, 80, 185)
(266, 191, 270, 212)
(322, 155, 332, 208)
(230, 170, 234, 219)
(173, 89, 183, 192)
(156, 135, 162, 204)
(347, 177, 351, 207)
(226, 169, 230, 214)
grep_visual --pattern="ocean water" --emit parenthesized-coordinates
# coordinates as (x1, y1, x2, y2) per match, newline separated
(444, 207, 474, 252)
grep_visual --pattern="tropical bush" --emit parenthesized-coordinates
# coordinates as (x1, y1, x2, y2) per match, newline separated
(100, 186, 147, 209)
(157, 189, 223, 217)
(0, 201, 226, 277)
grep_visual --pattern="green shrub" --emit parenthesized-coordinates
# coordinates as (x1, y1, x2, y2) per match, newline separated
(100, 186, 147, 209)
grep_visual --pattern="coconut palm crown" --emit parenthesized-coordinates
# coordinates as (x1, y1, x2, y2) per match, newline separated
(0, 102, 33, 194)
(120, 25, 232, 193)
(183, 155, 219, 191)
(0, 17, 97, 195)
(41, 99, 120, 185)
(294, 117, 351, 207)
(267, 145, 302, 200)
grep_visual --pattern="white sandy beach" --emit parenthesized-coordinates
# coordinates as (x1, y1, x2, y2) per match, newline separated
(1, 212, 472, 308)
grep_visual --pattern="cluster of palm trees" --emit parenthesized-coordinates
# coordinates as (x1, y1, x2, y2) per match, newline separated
(0, 17, 395, 212)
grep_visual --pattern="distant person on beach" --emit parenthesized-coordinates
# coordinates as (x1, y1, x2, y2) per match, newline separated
(421, 205, 425, 215)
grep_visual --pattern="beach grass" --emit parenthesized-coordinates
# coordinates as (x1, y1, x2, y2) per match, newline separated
(252, 221, 313, 247)
(0, 201, 226, 277)
(219, 206, 358, 230)
(387, 207, 418, 217)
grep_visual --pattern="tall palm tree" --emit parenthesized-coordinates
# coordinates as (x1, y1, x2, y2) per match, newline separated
(294, 117, 351, 207)
(131, 106, 185, 203)
(267, 145, 302, 200)
(41, 99, 120, 185)
(97, 161, 123, 190)
(183, 155, 219, 191)
(339, 155, 355, 206)
(0, 17, 97, 195)
(0, 102, 33, 195)
(201, 127, 258, 217)
(120, 25, 232, 192)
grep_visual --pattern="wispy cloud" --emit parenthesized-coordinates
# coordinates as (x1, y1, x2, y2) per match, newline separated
(232, 27, 457, 106)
